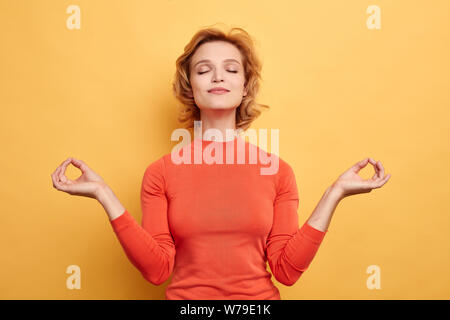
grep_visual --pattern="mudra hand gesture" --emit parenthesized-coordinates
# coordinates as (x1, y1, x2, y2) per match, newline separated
(51, 157, 107, 199)
(332, 157, 391, 200)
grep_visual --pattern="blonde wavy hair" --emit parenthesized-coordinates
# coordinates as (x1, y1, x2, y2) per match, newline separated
(172, 25, 270, 132)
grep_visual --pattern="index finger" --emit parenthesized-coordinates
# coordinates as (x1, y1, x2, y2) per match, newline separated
(352, 157, 369, 173)
(368, 158, 380, 179)
(58, 158, 73, 182)
(377, 161, 385, 179)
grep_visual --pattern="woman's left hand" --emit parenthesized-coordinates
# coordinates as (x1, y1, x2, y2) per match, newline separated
(331, 157, 391, 200)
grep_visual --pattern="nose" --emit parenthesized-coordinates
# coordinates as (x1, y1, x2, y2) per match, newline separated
(212, 70, 224, 82)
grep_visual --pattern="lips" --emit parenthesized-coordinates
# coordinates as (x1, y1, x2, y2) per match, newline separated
(208, 87, 230, 93)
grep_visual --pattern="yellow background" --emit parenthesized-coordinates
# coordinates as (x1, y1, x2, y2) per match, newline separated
(1, 0, 449, 299)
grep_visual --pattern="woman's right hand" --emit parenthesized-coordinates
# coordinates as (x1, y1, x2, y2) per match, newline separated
(51, 157, 107, 200)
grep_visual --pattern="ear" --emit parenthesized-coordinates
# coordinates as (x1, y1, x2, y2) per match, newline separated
(243, 87, 248, 97)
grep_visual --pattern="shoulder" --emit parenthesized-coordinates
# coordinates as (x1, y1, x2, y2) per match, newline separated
(261, 151, 297, 196)
(273, 156, 299, 201)
(140, 155, 169, 195)
(142, 155, 167, 187)
(144, 154, 166, 173)
(274, 156, 296, 183)
(244, 138, 295, 180)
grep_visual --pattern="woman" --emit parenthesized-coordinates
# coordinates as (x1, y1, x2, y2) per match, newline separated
(51, 26, 391, 300)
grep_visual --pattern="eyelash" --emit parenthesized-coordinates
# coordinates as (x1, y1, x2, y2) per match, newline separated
(198, 70, 238, 75)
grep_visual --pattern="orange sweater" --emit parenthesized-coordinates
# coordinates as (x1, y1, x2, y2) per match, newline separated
(109, 136, 328, 299)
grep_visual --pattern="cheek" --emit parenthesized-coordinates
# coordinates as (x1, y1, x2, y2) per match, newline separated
(233, 75, 246, 88)
(191, 77, 207, 93)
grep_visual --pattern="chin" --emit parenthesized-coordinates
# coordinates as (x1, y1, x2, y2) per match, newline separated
(205, 100, 241, 109)
(207, 106, 237, 111)
(201, 102, 237, 110)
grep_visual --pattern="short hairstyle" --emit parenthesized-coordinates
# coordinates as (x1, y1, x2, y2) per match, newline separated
(172, 25, 270, 132)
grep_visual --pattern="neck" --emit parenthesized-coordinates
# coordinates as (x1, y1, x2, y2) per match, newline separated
(195, 109, 238, 142)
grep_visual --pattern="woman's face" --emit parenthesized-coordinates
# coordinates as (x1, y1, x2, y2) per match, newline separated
(189, 40, 248, 112)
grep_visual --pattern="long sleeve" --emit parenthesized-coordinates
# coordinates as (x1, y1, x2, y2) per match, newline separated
(109, 156, 175, 285)
(266, 161, 328, 286)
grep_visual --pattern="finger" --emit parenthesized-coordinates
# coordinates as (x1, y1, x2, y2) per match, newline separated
(55, 178, 70, 192)
(57, 162, 68, 183)
(71, 158, 86, 173)
(352, 157, 369, 173)
(51, 167, 57, 182)
(57, 160, 67, 182)
(54, 168, 73, 193)
(53, 159, 67, 182)
(56, 162, 64, 183)
(56, 165, 64, 183)
(374, 173, 391, 188)
(368, 158, 380, 179)
(52, 164, 62, 186)
(381, 173, 391, 185)
(58, 158, 72, 183)
(53, 167, 65, 189)
(52, 161, 64, 178)
(51, 170, 57, 188)
(377, 161, 385, 180)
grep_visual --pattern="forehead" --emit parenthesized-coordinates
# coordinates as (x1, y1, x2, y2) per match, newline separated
(191, 41, 243, 66)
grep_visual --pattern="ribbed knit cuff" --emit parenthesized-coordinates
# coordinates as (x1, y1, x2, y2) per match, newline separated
(299, 221, 328, 244)
(110, 209, 133, 232)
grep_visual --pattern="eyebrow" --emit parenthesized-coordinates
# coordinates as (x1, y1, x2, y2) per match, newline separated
(193, 59, 241, 67)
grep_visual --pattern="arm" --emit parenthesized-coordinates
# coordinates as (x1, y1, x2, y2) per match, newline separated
(267, 157, 391, 287)
(306, 185, 342, 232)
(98, 156, 175, 285)
(97, 185, 126, 221)
(266, 161, 331, 286)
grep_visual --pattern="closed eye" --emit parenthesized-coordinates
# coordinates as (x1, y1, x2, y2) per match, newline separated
(198, 70, 238, 74)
